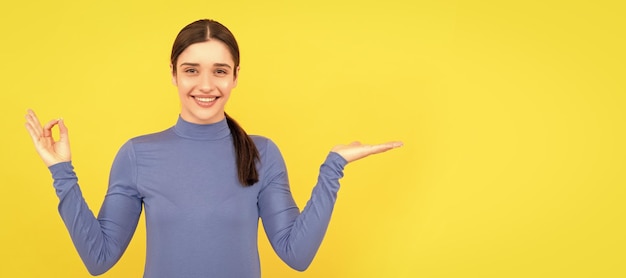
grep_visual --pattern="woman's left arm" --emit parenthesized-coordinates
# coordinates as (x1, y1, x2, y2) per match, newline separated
(258, 139, 402, 271)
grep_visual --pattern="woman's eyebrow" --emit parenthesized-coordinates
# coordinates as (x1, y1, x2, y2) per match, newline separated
(213, 63, 232, 69)
(178, 62, 232, 69)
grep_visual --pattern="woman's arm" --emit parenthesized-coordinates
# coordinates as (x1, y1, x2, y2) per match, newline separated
(25, 110, 142, 275)
(258, 139, 402, 271)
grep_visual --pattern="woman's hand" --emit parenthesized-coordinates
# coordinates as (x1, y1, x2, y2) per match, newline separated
(24, 109, 72, 167)
(331, 141, 403, 163)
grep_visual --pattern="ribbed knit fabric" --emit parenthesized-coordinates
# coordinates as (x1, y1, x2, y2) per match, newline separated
(49, 116, 346, 277)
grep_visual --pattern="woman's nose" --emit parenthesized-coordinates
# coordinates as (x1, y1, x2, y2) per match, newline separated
(199, 74, 214, 92)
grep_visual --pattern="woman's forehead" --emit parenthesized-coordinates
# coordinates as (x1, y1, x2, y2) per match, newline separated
(177, 40, 234, 66)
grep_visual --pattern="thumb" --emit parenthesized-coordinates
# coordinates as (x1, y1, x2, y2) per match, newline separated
(58, 118, 70, 141)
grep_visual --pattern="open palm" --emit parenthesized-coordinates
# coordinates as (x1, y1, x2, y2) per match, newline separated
(332, 141, 403, 163)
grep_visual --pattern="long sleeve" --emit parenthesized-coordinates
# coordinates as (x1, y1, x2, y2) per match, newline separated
(258, 140, 347, 271)
(49, 141, 143, 275)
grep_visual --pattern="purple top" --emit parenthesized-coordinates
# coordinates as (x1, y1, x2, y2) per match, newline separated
(49, 116, 346, 277)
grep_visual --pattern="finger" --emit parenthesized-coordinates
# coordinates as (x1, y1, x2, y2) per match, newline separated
(349, 141, 361, 146)
(25, 110, 43, 138)
(25, 121, 41, 144)
(58, 118, 69, 141)
(375, 141, 403, 148)
(369, 141, 404, 154)
(387, 141, 404, 148)
(368, 144, 393, 155)
(25, 117, 40, 138)
(42, 119, 60, 138)
(26, 109, 44, 131)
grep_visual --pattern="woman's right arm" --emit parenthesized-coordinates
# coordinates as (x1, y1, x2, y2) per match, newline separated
(25, 110, 142, 275)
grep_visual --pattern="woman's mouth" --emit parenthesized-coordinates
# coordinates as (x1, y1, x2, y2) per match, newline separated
(193, 96, 219, 107)
(195, 96, 216, 102)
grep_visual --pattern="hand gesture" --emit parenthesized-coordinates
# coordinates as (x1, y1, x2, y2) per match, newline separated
(331, 141, 403, 163)
(24, 109, 72, 167)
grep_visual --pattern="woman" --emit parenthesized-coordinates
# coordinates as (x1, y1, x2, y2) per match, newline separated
(25, 19, 402, 277)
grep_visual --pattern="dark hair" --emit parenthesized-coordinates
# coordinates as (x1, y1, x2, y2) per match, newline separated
(171, 19, 259, 186)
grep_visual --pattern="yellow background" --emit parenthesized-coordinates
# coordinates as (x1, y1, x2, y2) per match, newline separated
(1, 0, 624, 277)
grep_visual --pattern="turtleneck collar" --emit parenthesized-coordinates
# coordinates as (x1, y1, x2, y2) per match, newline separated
(172, 115, 231, 140)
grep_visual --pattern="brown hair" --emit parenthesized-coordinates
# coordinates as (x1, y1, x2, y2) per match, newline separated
(171, 19, 260, 186)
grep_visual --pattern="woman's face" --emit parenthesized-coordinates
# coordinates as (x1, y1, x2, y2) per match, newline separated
(172, 40, 239, 125)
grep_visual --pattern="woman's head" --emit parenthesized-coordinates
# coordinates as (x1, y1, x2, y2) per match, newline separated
(171, 19, 240, 125)
(171, 19, 240, 76)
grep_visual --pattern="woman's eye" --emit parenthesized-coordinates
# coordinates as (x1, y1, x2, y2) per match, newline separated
(184, 68, 198, 74)
(215, 69, 228, 75)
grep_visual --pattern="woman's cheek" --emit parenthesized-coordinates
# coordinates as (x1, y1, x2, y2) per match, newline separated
(178, 77, 195, 90)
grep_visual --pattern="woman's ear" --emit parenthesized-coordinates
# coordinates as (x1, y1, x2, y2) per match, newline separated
(233, 66, 240, 87)
(170, 64, 177, 86)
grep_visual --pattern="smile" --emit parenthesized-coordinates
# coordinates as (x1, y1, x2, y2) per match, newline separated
(194, 96, 217, 103)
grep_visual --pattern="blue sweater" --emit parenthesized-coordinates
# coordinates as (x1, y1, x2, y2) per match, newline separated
(49, 116, 347, 277)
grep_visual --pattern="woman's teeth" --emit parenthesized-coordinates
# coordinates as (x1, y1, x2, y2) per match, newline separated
(195, 97, 216, 103)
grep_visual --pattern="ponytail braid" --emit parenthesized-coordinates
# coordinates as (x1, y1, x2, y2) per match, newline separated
(225, 113, 260, 186)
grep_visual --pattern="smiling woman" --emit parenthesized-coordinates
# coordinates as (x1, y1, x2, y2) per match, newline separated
(24, 19, 403, 278)
(170, 20, 257, 187)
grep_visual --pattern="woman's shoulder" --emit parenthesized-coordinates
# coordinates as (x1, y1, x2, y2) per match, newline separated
(250, 135, 282, 157)
(128, 127, 176, 143)
(116, 128, 177, 154)
(250, 134, 270, 144)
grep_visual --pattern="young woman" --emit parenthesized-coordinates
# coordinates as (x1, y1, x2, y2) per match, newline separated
(25, 19, 402, 277)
